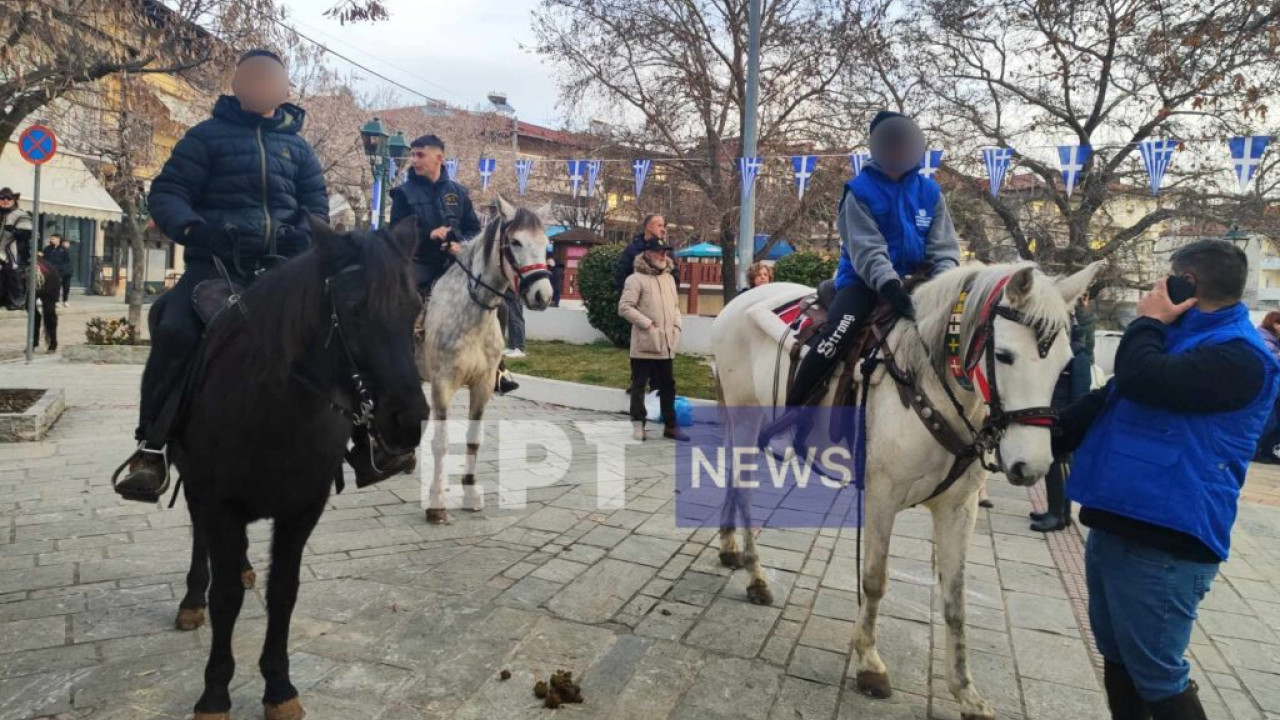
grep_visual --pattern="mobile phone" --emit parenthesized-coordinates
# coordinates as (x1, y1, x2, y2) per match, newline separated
(1167, 276, 1196, 305)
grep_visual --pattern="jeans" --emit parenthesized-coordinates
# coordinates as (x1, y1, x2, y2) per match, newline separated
(503, 295, 525, 351)
(630, 358, 675, 423)
(1085, 528, 1219, 702)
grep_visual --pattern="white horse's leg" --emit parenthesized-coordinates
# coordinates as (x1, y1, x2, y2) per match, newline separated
(931, 487, 995, 720)
(426, 380, 454, 524)
(852, 485, 899, 698)
(461, 380, 493, 512)
(716, 377, 744, 570)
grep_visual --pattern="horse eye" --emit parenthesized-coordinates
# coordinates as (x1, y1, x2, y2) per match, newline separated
(511, 239, 523, 247)
(995, 350, 1015, 365)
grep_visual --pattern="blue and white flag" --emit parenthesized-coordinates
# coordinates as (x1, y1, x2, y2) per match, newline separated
(587, 160, 603, 197)
(920, 149, 945, 179)
(515, 158, 535, 196)
(1229, 135, 1271, 193)
(791, 155, 818, 199)
(445, 157, 460, 180)
(982, 147, 1015, 197)
(633, 159, 651, 198)
(370, 175, 383, 229)
(477, 157, 496, 192)
(1138, 139, 1179, 195)
(849, 153, 871, 176)
(739, 156, 764, 202)
(1057, 144, 1092, 198)
(566, 159, 587, 197)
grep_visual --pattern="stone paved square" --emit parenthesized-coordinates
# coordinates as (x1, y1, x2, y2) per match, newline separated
(2, 357, 1280, 719)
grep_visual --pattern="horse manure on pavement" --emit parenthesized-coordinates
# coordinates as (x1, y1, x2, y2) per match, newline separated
(533, 670, 583, 707)
(500, 669, 511, 681)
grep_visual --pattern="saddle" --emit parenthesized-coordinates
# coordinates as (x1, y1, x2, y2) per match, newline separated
(191, 278, 246, 325)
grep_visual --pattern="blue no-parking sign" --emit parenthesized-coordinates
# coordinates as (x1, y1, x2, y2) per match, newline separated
(16, 124, 56, 363)
(18, 125, 57, 165)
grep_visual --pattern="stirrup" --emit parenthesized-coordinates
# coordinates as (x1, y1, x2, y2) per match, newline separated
(110, 443, 172, 503)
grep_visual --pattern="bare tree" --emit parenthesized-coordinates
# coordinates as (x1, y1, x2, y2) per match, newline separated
(0, 0, 282, 160)
(533, 0, 880, 294)
(901, 0, 1280, 272)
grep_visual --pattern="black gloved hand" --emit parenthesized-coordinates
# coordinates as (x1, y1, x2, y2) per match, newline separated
(881, 279, 915, 320)
(274, 222, 312, 257)
(182, 223, 232, 252)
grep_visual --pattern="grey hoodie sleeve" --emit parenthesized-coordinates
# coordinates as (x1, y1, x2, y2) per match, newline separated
(925, 195, 961, 276)
(840, 195, 897, 291)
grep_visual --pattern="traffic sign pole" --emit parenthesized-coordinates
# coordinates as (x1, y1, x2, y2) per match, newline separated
(24, 164, 39, 363)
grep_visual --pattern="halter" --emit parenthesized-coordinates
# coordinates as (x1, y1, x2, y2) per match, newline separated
(937, 273, 1060, 472)
(452, 217, 550, 310)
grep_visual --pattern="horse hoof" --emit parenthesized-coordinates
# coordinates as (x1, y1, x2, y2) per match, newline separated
(746, 578, 773, 606)
(264, 697, 305, 720)
(425, 508, 448, 524)
(855, 671, 893, 699)
(241, 569, 257, 589)
(719, 551, 742, 569)
(174, 606, 205, 631)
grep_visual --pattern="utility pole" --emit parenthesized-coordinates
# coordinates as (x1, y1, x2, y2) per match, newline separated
(736, 0, 762, 293)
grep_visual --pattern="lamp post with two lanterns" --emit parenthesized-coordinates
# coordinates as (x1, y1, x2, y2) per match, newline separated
(359, 117, 410, 229)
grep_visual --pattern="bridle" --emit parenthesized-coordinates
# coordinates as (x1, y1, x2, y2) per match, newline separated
(452, 217, 550, 310)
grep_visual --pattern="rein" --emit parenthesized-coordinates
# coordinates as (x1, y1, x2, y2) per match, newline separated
(451, 218, 549, 310)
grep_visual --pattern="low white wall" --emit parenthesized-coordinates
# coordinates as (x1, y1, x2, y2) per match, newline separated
(526, 306, 716, 355)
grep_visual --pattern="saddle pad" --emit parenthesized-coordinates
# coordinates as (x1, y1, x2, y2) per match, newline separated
(773, 296, 816, 335)
(191, 278, 245, 325)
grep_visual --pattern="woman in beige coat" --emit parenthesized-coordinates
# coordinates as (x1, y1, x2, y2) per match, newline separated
(618, 237, 687, 441)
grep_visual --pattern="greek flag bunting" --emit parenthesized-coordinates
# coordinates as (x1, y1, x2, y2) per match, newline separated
(791, 155, 818, 199)
(739, 156, 764, 202)
(849, 153, 871, 176)
(1138, 139, 1179, 195)
(515, 158, 535, 196)
(1057, 144, 1091, 198)
(477, 157, 497, 192)
(445, 157, 460, 180)
(920, 149, 945, 179)
(982, 147, 1014, 197)
(1229, 135, 1271, 193)
(587, 160, 603, 197)
(566, 159, 587, 197)
(370, 175, 383, 229)
(633, 159, 651, 198)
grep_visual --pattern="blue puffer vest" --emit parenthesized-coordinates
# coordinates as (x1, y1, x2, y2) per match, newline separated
(835, 164, 941, 290)
(1068, 304, 1280, 560)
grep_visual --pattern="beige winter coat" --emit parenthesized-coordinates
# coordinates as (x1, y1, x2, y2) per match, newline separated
(618, 254, 682, 359)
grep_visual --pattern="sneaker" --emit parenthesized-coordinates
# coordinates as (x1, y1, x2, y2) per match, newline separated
(112, 447, 169, 503)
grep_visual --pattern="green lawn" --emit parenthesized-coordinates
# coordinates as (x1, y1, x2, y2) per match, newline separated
(505, 340, 717, 400)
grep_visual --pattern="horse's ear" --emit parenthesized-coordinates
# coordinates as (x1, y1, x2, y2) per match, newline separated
(1056, 261, 1103, 307)
(1004, 266, 1037, 307)
(307, 213, 343, 263)
(389, 215, 418, 257)
(492, 195, 517, 221)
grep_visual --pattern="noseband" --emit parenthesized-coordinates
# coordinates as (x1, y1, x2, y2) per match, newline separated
(454, 218, 549, 310)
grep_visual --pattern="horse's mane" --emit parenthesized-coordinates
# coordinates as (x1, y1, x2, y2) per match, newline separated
(203, 230, 417, 383)
(900, 262, 1072, 379)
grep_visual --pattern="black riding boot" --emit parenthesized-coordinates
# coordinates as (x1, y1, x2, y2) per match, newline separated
(1103, 661, 1151, 720)
(495, 359, 519, 395)
(346, 425, 417, 488)
(1031, 461, 1071, 532)
(1148, 682, 1207, 720)
(756, 333, 847, 449)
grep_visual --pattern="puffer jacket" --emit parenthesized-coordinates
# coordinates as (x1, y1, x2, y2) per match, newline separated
(147, 95, 329, 265)
(619, 254, 682, 359)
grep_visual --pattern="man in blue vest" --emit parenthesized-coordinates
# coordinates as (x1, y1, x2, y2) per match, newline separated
(759, 110, 959, 443)
(1055, 239, 1279, 720)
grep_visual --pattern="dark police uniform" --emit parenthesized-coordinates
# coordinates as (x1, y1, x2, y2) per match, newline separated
(389, 167, 481, 296)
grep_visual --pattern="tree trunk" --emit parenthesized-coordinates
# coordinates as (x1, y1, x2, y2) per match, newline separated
(719, 210, 738, 299)
(121, 195, 147, 330)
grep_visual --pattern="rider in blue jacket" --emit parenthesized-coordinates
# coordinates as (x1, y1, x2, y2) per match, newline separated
(760, 111, 960, 443)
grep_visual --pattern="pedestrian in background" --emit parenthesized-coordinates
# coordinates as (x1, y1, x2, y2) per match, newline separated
(1031, 311, 1091, 532)
(746, 261, 773, 291)
(44, 235, 74, 306)
(1056, 239, 1280, 719)
(619, 235, 686, 442)
(549, 257, 564, 307)
(616, 213, 679, 291)
(1254, 310, 1280, 463)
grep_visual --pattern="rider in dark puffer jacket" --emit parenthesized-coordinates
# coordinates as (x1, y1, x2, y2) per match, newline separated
(114, 50, 329, 503)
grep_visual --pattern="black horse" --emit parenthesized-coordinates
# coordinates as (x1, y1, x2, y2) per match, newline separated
(170, 218, 427, 720)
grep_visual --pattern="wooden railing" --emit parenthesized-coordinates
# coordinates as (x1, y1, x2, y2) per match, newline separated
(559, 261, 724, 315)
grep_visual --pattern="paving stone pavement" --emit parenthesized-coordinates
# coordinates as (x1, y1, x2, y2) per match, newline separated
(3, 358, 1280, 719)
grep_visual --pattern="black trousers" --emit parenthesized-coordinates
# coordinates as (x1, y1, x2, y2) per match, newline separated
(414, 262, 448, 297)
(786, 283, 878, 406)
(630, 358, 675, 423)
(60, 274, 71, 302)
(136, 263, 241, 448)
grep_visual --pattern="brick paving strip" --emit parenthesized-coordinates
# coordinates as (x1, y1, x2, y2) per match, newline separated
(1026, 483, 1102, 669)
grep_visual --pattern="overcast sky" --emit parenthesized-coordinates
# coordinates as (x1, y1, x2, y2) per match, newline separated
(284, 0, 563, 126)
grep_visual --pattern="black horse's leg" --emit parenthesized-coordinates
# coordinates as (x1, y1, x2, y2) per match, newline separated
(194, 509, 249, 718)
(259, 502, 323, 719)
(176, 494, 210, 630)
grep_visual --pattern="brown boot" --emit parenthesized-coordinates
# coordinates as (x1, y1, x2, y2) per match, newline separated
(664, 424, 690, 442)
(112, 446, 169, 503)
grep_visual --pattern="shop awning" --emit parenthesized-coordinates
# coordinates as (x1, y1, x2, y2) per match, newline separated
(0, 146, 123, 224)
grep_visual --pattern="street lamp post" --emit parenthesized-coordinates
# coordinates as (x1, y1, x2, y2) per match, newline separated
(735, 0, 762, 294)
(360, 117, 390, 228)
